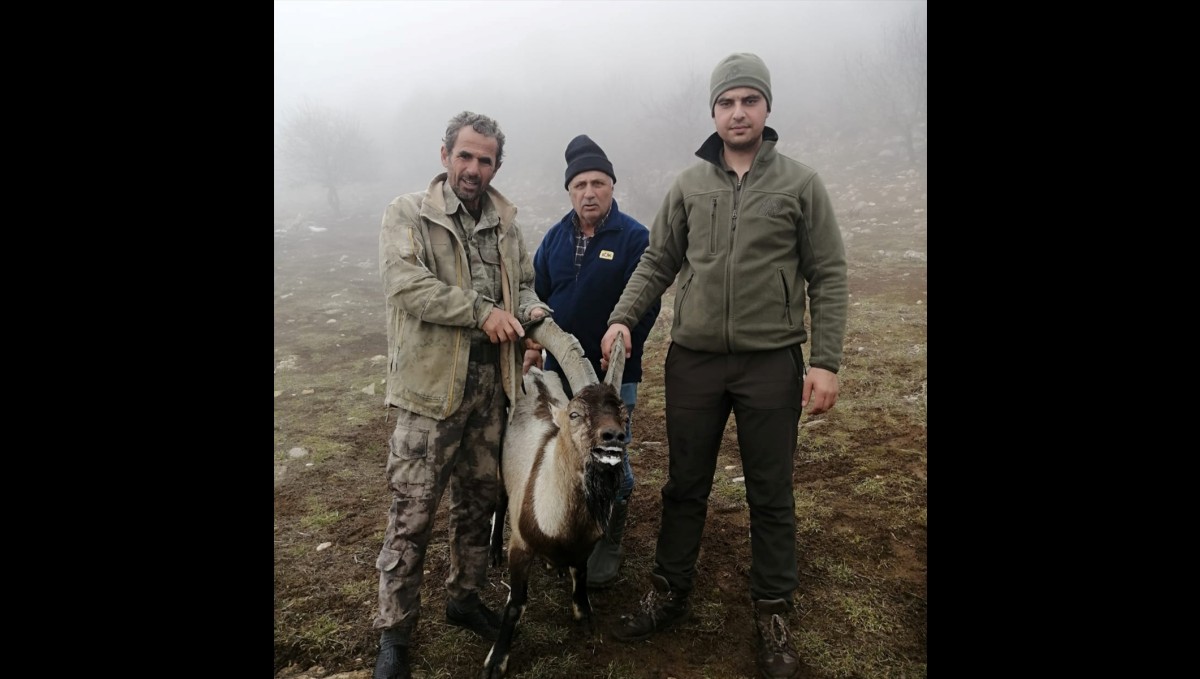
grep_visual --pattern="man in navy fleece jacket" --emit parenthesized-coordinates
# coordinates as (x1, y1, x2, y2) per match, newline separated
(530, 134, 660, 587)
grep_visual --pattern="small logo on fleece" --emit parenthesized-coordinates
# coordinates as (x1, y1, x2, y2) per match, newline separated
(758, 197, 786, 218)
(599, 250, 614, 260)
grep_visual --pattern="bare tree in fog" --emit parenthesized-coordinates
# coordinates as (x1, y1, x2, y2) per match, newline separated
(844, 7, 928, 167)
(276, 99, 378, 217)
(619, 71, 712, 219)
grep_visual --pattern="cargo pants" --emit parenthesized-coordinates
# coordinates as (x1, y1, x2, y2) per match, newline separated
(373, 354, 504, 633)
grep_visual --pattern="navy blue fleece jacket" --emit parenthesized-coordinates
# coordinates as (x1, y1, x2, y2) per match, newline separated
(533, 199, 660, 386)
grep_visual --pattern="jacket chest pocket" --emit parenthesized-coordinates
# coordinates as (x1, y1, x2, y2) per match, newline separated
(427, 228, 460, 280)
(477, 239, 502, 266)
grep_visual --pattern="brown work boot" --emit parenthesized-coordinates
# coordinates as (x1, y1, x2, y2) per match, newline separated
(753, 598, 801, 679)
(613, 573, 691, 642)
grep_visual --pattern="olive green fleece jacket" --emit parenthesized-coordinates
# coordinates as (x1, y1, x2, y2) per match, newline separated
(607, 127, 848, 372)
(379, 174, 550, 421)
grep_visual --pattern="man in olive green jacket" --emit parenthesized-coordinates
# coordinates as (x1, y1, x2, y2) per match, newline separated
(602, 54, 848, 679)
(372, 111, 549, 679)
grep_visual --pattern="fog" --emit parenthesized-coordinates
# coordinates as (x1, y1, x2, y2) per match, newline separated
(274, 0, 927, 227)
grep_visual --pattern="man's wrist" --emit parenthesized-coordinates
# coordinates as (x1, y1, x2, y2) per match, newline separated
(475, 298, 496, 327)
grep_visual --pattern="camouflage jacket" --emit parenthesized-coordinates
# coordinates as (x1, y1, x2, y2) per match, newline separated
(379, 174, 549, 420)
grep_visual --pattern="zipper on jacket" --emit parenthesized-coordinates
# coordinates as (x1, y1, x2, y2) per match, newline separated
(447, 212, 471, 418)
(732, 178, 743, 233)
(708, 197, 718, 254)
(725, 177, 745, 353)
(778, 268, 793, 327)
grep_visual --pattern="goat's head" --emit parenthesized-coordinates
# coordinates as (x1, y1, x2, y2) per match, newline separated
(565, 383, 627, 467)
(528, 318, 629, 537)
(566, 380, 626, 537)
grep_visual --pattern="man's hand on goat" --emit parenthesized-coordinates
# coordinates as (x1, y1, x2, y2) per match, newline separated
(600, 323, 632, 371)
(522, 346, 544, 374)
(520, 310, 547, 374)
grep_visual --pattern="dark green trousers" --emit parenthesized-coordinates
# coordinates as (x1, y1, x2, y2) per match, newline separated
(654, 342, 804, 602)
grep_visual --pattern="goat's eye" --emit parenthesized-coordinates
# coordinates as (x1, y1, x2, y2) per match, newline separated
(569, 411, 581, 420)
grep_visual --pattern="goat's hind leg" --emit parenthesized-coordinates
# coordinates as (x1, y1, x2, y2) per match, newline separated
(482, 546, 531, 679)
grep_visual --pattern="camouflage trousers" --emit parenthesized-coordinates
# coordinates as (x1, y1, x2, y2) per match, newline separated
(373, 359, 504, 632)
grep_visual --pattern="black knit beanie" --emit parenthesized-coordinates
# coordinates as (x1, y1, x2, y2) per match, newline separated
(563, 134, 616, 189)
(709, 52, 772, 113)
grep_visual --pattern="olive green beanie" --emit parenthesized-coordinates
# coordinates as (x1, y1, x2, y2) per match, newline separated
(709, 52, 772, 113)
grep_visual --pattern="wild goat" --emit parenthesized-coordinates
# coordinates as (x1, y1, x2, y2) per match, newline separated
(481, 318, 627, 679)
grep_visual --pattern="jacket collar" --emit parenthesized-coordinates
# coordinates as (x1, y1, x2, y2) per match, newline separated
(695, 126, 780, 169)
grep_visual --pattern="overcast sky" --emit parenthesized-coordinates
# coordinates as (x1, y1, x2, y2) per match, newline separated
(275, 1, 920, 116)
(275, 0, 926, 209)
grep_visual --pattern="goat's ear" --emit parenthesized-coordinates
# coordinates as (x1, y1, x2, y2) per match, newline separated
(603, 332, 626, 387)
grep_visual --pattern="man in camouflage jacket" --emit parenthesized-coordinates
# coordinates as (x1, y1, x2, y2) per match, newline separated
(371, 111, 549, 679)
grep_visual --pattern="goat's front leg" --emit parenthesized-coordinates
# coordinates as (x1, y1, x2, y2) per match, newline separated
(482, 545, 531, 679)
(569, 564, 596, 636)
(489, 493, 508, 568)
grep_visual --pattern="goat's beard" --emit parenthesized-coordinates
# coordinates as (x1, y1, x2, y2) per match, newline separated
(583, 456, 625, 541)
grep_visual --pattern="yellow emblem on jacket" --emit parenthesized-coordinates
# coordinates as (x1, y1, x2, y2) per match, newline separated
(599, 250, 614, 260)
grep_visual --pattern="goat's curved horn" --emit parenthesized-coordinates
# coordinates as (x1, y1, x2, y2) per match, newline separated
(527, 317, 598, 394)
(603, 331, 625, 388)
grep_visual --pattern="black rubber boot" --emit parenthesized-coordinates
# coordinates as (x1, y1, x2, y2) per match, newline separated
(373, 627, 411, 679)
(587, 497, 629, 587)
(446, 592, 502, 641)
(753, 598, 801, 679)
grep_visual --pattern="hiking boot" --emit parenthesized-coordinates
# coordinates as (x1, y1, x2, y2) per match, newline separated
(754, 598, 801, 679)
(587, 498, 629, 588)
(613, 573, 691, 642)
(446, 594, 502, 641)
(373, 628, 411, 679)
